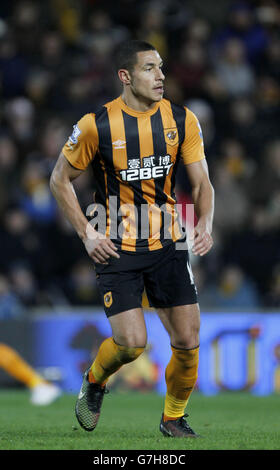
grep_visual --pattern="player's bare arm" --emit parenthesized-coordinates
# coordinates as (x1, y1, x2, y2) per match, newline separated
(186, 158, 215, 256)
(50, 153, 119, 264)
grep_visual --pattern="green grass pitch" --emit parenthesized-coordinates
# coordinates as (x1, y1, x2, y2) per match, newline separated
(0, 389, 279, 450)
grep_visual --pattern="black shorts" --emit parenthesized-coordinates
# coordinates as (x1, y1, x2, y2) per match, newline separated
(95, 242, 198, 317)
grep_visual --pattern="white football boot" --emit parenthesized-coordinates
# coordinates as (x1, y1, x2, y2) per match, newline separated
(30, 383, 62, 406)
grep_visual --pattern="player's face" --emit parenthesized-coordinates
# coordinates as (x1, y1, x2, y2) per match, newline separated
(130, 50, 165, 103)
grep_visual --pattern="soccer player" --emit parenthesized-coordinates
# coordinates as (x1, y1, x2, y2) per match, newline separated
(0, 343, 61, 405)
(50, 40, 214, 437)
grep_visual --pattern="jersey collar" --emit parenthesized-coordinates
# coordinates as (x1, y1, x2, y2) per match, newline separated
(116, 96, 161, 118)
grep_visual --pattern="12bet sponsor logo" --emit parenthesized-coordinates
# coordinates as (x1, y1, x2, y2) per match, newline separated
(119, 155, 173, 182)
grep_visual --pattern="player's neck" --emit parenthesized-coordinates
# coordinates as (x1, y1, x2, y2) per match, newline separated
(121, 90, 158, 113)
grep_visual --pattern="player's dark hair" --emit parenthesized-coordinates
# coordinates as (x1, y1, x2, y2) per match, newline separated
(115, 40, 156, 74)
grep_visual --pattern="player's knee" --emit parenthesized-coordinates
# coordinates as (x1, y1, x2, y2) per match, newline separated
(114, 331, 147, 350)
(172, 335, 199, 350)
(172, 323, 200, 350)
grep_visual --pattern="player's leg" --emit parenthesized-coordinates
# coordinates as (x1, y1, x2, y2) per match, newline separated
(89, 307, 147, 385)
(89, 269, 147, 385)
(157, 304, 200, 419)
(144, 245, 200, 437)
(157, 301, 200, 414)
(75, 271, 147, 431)
(157, 304, 200, 438)
(157, 303, 200, 348)
(0, 343, 61, 405)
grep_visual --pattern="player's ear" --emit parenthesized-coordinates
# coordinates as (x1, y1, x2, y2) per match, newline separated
(118, 69, 131, 85)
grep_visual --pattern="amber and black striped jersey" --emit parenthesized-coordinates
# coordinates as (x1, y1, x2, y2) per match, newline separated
(62, 95, 206, 252)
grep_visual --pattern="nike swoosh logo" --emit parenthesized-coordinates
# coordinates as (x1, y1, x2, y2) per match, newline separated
(161, 424, 173, 437)
(78, 390, 85, 399)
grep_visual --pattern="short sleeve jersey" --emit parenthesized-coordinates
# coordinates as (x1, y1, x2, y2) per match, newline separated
(62, 96, 205, 252)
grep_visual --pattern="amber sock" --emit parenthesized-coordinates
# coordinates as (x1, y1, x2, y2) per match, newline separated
(0, 343, 44, 389)
(163, 344, 199, 421)
(88, 337, 145, 385)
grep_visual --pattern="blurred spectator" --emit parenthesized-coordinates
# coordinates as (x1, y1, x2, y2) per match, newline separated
(9, 262, 40, 307)
(39, 30, 65, 70)
(0, 206, 52, 288)
(171, 39, 208, 99)
(249, 139, 280, 204)
(196, 264, 259, 310)
(47, 213, 88, 285)
(137, 3, 168, 59)
(217, 265, 259, 309)
(17, 161, 57, 225)
(81, 9, 129, 50)
(0, 32, 29, 97)
(0, 207, 41, 268)
(37, 118, 68, 171)
(4, 97, 35, 151)
(0, 135, 19, 213)
(222, 206, 280, 301)
(0, 274, 24, 318)
(219, 138, 255, 182)
(256, 34, 280, 82)
(226, 97, 276, 158)
(63, 260, 101, 306)
(256, 74, 280, 112)
(212, 157, 250, 234)
(214, 38, 256, 97)
(185, 17, 211, 44)
(211, 1, 269, 63)
(54, 1, 81, 45)
(25, 69, 53, 109)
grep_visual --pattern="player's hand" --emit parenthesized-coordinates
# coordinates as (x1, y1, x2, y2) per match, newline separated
(189, 218, 213, 256)
(84, 225, 120, 264)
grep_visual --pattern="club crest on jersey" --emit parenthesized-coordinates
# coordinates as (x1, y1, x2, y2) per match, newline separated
(164, 128, 178, 147)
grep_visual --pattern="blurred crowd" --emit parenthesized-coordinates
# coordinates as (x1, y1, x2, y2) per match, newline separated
(0, 0, 279, 317)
